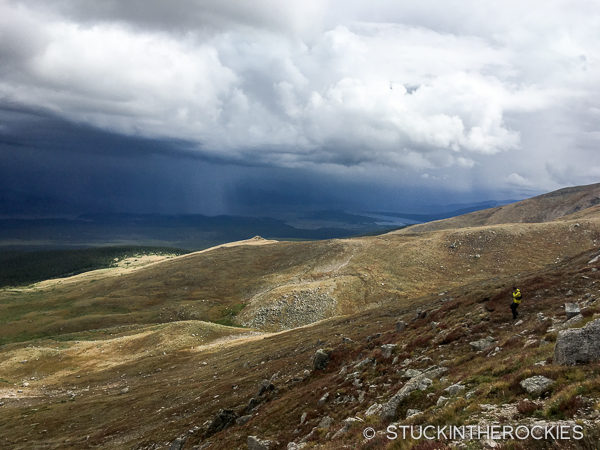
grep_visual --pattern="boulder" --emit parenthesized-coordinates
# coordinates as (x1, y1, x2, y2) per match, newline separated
(257, 379, 275, 396)
(381, 344, 398, 359)
(312, 349, 332, 371)
(236, 415, 253, 426)
(565, 303, 581, 319)
(317, 392, 329, 406)
(436, 396, 449, 407)
(169, 437, 186, 450)
(364, 403, 382, 416)
(318, 416, 333, 430)
(470, 336, 496, 351)
(444, 383, 466, 396)
(380, 375, 432, 421)
(520, 376, 554, 396)
(247, 436, 273, 450)
(554, 318, 600, 365)
(400, 368, 422, 379)
(354, 357, 372, 369)
(331, 417, 361, 439)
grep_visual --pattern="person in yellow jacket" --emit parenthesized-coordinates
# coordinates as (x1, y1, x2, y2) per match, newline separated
(511, 286, 522, 320)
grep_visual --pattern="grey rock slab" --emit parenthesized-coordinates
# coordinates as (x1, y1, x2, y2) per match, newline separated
(555, 318, 600, 365)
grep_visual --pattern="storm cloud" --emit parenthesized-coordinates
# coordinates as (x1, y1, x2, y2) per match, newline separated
(1, 0, 599, 213)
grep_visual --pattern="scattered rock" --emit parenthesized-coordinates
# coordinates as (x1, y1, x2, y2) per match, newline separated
(236, 415, 253, 426)
(331, 417, 361, 439)
(169, 437, 187, 450)
(396, 321, 407, 332)
(318, 392, 329, 406)
(422, 365, 448, 379)
(287, 443, 306, 450)
(470, 336, 496, 351)
(566, 290, 575, 297)
(366, 333, 381, 342)
(444, 383, 466, 396)
(257, 379, 275, 396)
(520, 376, 554, 396)
(119, 387, 129, 395)
(312, 349, 332, 371)
(206, 409, 238, 436)
(318, 416, 334, 430)
(551, 313, 584, 332)
(436, 396, 449, 407)
(381, 344, 397, 359)
(406, 409, 421, 418)
(380, 375, 433, 421)
(354, 358, 372, 370)
(555, 318, 600, 365)
(247, 435, 273, 450)
(400, 368, 422, 379)
(300, 412, 307, 425)
(365, 403, 382, 416)
(565, 303, 581, 319)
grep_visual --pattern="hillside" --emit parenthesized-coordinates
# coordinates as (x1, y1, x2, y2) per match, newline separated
(2, 183, 600, 448)
(2, 212, 599, 344)
(404, 183, 600, 233)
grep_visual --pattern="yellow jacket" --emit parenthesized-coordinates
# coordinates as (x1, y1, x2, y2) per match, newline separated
(512, 289, 522, 304)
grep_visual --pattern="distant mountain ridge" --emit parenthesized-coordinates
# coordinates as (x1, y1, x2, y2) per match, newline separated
(403, 182, 600, 232)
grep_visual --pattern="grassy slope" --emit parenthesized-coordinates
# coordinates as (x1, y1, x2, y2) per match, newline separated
(1, 214, 599, 343)
(405, 182, 600, 233)
(1, 247, 600, 448)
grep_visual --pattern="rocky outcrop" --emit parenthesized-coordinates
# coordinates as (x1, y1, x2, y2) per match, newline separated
(380, 366, 447, 421)
(554, 318, 600, 365)
(520, 376, 554, 396)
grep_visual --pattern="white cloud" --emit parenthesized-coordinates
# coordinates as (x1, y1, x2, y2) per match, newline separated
(1, 0, 599, 192)
(507, 172, 533, 187)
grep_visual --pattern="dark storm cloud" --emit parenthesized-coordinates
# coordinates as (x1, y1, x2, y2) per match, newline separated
(1, 0, 599, 215)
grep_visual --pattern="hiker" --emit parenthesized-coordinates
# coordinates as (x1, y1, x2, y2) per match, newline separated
(511, 286, 522, 320)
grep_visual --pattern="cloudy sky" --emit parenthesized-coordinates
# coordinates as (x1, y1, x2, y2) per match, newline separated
(1, 0, 599, 215)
